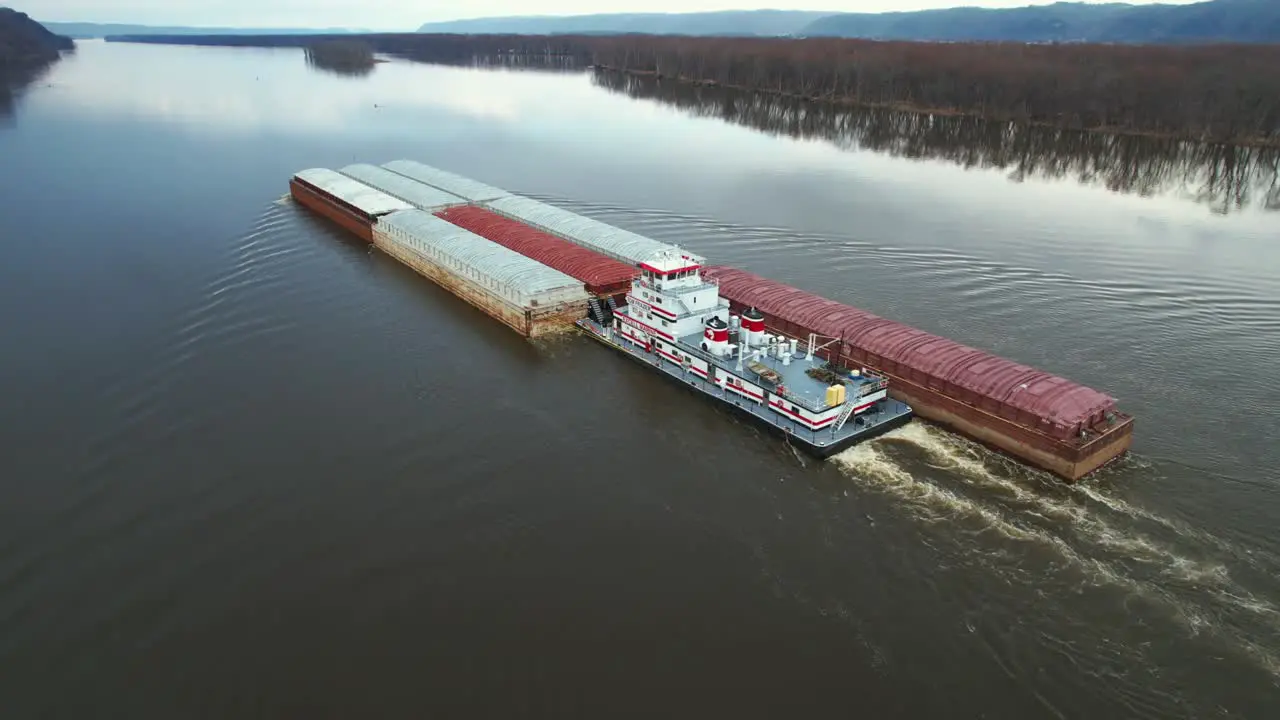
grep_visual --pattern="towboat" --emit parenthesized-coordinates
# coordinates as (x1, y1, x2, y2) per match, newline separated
(577, 249, 913, 456)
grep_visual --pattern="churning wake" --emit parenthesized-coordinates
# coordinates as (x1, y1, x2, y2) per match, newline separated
(831, 421, 1280, 681)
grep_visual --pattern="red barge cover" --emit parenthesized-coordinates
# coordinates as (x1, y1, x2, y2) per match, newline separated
(437, 206, 638, 295)
(703, 265, 1118, 441)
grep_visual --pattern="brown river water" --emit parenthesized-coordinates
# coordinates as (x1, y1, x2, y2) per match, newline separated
(1, 40, 1278, 718)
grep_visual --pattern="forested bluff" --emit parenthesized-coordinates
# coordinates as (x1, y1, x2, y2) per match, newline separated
(0, 8, 73, 116)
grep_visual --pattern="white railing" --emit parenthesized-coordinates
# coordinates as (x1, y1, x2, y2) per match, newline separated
(778, 386, 830, 413)
(635, 279, 713, 297)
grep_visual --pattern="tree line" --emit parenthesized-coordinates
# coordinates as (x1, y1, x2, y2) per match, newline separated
(581, 35, 1280, 146)
(110, 32, 1280, 144)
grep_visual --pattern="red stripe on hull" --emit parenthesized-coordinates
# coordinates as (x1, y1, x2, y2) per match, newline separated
(769, 400, 835, 428)
(724, 382, 765, 402)
(619, 328, 649, 350)
(656, 348, 681, 364)
(657, 348, 710, 379)
(767, 399, 876, 430)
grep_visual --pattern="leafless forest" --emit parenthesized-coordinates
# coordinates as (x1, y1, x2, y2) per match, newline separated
(113, 32, 1280, 144)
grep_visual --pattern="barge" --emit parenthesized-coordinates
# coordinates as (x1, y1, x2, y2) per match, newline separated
(703, 266, 1134, 481)
(577, 250, 912, 455)
(338, 163, 470, 214)
(289, 167, 587, 337)
(374, 210, 588, 337)
(482, 194, 677, 267)
(383, 159, 512, 203)
(437, 206, 637, 299)
(289, 159, 1133, 480)
(289, 168, 410, 242)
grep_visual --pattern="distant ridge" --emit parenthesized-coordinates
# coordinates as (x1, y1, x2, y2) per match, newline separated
(43, 22, 370, 39)
(417, 1, 1280, 43)
(805, 0, 1280, 43)
(417, 10, 829, 37)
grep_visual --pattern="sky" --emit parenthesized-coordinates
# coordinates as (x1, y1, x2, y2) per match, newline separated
(29, 0, 1208, 31)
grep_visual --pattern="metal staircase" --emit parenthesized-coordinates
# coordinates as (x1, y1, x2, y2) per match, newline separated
(832, 397, 859, 433)
(587, 297, 609, 325)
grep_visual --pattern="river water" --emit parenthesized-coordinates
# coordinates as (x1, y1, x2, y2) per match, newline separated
(1, 40, 1278, 718)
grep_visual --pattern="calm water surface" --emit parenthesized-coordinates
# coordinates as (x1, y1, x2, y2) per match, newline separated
(1, 40, 1278, 718)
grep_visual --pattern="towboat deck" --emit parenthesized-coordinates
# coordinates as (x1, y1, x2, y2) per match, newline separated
(578, 317, 913, 456)
(676, 329, 881, 413)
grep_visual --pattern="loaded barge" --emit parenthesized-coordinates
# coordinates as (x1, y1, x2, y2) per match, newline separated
(289, 161, 1131, 479)
(374, 210, 588, 337)
(703, 266, 1134, 480)
(290, 168, 412, 242)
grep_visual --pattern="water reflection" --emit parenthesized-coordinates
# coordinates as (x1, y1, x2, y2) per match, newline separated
(304, 40, 376, 78)
(592, 70, 1280, 215)
(464, 54, 579, 73)
(1, 60, 57, 121)
(304, 55, 375, 78)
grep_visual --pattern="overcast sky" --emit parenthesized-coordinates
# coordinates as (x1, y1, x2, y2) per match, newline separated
(31, 1, 1205, 30)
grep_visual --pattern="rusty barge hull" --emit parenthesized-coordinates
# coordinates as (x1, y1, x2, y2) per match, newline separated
(372, 228, 585, 338)
(289, 177, 378, 242)
(732, 304, 1132, 480)
(867, 362, 1131, 480)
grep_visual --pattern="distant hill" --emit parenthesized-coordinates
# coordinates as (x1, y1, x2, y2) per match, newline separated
(1, 8, 73, 76)
(43, 22, 368, 39)
(804, 0, 1280, 43)
(2, 7, 72, 114)
(416, 1, 1280, 42)
(417, 10, 830, 36)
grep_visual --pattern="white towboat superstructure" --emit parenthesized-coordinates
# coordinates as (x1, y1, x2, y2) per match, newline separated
(578, 248, 913, 456)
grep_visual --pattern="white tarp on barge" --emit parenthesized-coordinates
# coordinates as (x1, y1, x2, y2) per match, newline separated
(484, 194, 690, 267)
(292, 168, 412, 217)
(377, 209, 587, 309)
(382, 160, 512, 204)
(339, 164, 469, 212)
